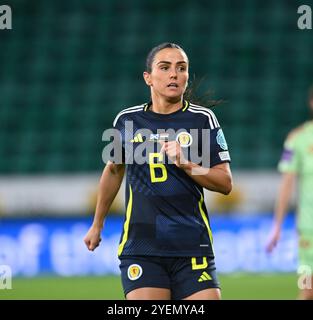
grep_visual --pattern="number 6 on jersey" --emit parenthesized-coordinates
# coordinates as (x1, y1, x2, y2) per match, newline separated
(149, 153, 168, 183)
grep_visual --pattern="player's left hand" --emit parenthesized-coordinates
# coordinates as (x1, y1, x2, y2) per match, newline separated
(159, 140, 188, 168)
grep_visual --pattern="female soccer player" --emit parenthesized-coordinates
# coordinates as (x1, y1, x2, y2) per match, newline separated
(84, 43, 232, 300)
(267, 85, 313, 300)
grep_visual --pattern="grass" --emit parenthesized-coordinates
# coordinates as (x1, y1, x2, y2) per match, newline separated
(0, 273, 298, 300)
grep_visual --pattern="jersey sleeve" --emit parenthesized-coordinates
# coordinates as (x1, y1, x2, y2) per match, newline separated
(278, 135, 300, 173)
(209, 127, 231, 167)
(203, 114, 231, 168)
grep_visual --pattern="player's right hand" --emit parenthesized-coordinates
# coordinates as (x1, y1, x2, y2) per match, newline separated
(83, 226, 102, 251)
(266, 224, 281, 253)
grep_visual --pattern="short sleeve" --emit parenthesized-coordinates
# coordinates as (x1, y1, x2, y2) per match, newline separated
(209, 127, 231, 167)
(201, 111, 231, 167)
(278, 136, 300, 173)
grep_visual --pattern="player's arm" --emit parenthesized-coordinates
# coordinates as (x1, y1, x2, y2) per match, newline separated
(160, 141, 232, 194)
(266, 126, 301, 252)
(84, 161, 125, 251)
(179, 160, 232, 195)
(266, 172, 296, 252)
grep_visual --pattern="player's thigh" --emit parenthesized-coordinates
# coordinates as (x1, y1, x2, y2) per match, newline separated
(298, 276, 313, 300)
(299, 289, 313, 300)
(119, 256, 171, 300)
(126, 287, 171, 300)
(298, 234, 313, 299)
(183, 288, 221, 300)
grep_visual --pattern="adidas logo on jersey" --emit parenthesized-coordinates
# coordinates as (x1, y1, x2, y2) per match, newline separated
(198, 271, 212, 282)
(130, 133, 143, 143)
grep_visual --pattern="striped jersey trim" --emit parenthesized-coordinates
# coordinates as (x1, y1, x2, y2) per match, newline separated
(182, 100, 189, 111)
(198, 193, 214, 256)
(118, 184, 133, 256)
(113, 105, 144, 127)
(188, 103, 220, 129)
(143, 100, 189, 112)
(195, 186, 214, 254)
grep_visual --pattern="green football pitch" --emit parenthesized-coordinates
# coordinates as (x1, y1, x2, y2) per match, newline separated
(0, 274, 298, 300)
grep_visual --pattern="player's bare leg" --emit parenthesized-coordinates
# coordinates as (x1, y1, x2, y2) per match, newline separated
(183, 288, 221, 300)
(126, 287, 171, 300)
(298, 276, 313, 300)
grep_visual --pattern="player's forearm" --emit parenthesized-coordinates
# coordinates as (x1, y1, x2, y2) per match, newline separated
(180, 161, 232, 195)
(274, 173, 296, 226)
(92, 162, 125, 229)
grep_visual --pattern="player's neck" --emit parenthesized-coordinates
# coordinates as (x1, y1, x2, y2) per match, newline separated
(150, 94, 183, 114)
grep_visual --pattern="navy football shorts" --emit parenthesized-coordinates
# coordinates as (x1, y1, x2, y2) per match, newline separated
(119, 255, 220, 300)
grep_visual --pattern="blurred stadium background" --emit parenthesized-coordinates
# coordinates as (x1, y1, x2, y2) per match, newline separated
(0, 0, 312, 299)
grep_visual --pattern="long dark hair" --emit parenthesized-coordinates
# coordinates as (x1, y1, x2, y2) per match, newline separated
(145, 42, 224, 108)
(184, 75, 224, 108)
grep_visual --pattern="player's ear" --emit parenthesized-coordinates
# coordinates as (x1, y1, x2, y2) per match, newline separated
(143, 71, 152, 87)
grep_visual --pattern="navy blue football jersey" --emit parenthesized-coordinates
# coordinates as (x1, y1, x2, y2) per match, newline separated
(110, 100, 231, 257)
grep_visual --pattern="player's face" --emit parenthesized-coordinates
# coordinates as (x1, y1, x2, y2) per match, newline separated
(144, 48, 189, 100)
